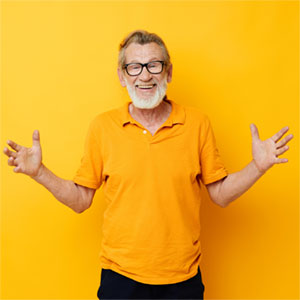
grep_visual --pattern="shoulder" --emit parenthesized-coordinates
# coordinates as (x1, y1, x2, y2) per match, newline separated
(89, 104, 126, 129)
(177, 102, 210, 126)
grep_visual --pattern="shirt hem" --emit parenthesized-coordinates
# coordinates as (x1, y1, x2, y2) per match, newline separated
(100, 264, 200, 285)
(72, 177, 99, 189)
(202, 169, 228, 185)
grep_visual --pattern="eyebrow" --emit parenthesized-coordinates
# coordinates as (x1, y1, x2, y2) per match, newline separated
(126, 57, 162, 64)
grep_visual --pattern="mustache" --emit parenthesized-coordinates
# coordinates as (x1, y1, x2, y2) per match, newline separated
(134, 80, 158, 86)
(124, 77, 167, 89)
(124, 77, 162, 84)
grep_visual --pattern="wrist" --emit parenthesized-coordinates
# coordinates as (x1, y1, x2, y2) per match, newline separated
(251, 160, 266, 176)
(31, 163, 45, 182)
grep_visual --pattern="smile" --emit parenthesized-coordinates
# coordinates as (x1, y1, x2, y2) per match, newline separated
(136, 84, 157, 90)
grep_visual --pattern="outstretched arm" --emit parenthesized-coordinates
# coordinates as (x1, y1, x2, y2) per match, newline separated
(3, 130, 95, 213)
(206, 124, 293, 207)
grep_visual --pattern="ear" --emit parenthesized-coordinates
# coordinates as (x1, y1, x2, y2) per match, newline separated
(117, 68, 127, 87)
(166, 63, 173, 83)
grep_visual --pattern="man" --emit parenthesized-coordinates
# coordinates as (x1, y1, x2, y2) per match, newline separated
(3, 30, 293, 299)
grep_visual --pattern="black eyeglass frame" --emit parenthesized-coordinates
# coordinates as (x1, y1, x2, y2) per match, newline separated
(123, 60, 165, 76)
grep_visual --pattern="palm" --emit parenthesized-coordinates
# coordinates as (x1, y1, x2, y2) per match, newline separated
(4, 130, 42, 177)
(17, 144, 42, 176)
(250, 124, 293, 173)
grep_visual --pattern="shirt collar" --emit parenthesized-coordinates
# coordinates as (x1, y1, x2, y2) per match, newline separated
(119, 96, 186, 127)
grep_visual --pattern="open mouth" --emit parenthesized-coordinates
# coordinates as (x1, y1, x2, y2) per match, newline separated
(135, 84, 157, 90)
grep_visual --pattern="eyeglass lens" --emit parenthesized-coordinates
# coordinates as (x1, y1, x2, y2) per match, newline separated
(126, 61, 163, 76)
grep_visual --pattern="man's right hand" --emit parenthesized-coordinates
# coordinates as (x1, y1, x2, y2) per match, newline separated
(3, 130, 43, 177)
(3, 130, 95, 213)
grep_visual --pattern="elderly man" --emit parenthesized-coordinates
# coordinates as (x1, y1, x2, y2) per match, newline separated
(3, 30, 293, 299)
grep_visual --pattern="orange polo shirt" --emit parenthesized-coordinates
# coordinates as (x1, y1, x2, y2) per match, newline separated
(73, 98, 228, 285)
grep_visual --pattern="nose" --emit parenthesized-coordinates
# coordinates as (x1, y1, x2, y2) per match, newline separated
(138, 65, 152, 81)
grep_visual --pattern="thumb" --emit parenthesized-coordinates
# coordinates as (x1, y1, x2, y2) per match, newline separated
(32, 130, 41, 147)
(250, 123, 260, 141)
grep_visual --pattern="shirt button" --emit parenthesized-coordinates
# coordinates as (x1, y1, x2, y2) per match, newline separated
(143, 130, 147, 134)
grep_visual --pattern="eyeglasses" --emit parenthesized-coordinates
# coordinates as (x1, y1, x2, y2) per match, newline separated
(123, 60, 165, 76)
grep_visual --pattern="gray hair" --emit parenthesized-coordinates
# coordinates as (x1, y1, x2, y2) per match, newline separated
(118, 30, 171, 69)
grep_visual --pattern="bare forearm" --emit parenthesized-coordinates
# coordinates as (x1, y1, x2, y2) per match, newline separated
(31, 164, 84, 213)
(217, 160, 264, 207)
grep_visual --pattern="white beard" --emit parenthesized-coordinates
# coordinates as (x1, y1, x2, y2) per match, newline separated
(124, 77, 168, 109)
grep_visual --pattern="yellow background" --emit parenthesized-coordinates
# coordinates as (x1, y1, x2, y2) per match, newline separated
(1, 1, 299, 299)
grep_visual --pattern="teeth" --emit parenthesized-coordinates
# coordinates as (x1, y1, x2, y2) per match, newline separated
(137, 85, 155, 89)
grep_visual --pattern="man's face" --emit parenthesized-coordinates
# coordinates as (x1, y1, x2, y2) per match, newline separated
(118, 42, 172, 109)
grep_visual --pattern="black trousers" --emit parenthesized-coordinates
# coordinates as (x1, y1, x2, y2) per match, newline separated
(97, 266, 205, 299)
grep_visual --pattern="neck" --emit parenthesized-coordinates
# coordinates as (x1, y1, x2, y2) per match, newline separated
(129, 97, 171, 127)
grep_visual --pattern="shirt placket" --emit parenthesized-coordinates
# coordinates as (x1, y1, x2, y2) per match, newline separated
(127, 111, 174, 144)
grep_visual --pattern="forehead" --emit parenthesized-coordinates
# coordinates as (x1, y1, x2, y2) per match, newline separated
(124, 42, 164, 63)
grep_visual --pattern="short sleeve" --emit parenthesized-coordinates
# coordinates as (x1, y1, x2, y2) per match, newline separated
(199, 115, 228, 185)
(73, 117, 104, 189)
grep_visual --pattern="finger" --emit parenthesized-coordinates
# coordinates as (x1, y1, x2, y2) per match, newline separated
(32, 130, 40, 147)
(7, 157, 14, 166)
(276, 145, 289, 156)
(250, 123, 260, 140)
(275, 157, 288, 164)
(7, 157, 17, 167)
(271, 126, 289, 143)
(13, 166, 22, 173)
(3, 147, 17, 158)
(7, 140, 22, 152)
(276, 134, 293, 148)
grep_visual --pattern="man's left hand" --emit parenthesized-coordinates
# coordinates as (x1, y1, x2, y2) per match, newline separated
(250, 124, 293, 174)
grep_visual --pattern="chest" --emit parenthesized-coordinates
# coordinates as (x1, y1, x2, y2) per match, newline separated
(134, 118, 168, 136)
(102, 129, 200, 192)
